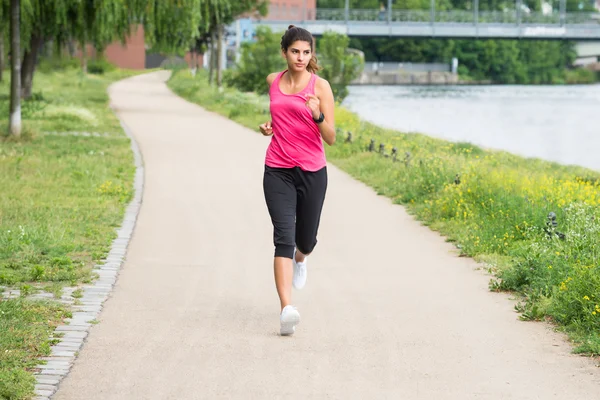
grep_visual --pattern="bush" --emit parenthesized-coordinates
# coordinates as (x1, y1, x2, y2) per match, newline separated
(223, 26, 286, 94)
(316, 31, 364, 102)
(564, 67, 597, 84)
(87, 59, 117, 75)
(37, 56, 81, 73)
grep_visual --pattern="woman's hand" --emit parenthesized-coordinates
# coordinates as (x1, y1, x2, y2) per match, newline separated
(305, 94, 321, 120)
(259, 121, 273, 136)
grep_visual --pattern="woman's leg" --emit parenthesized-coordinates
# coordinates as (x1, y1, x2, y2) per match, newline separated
(295, 166, 328, 260)
(263, 166, 297, 311)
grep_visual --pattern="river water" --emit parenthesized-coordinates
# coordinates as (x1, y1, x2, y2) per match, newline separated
(342, 84, 600, 172)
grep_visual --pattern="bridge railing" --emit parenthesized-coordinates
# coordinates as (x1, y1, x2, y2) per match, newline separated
(309, 8, 600, 26)
(363, 62, 451, 73)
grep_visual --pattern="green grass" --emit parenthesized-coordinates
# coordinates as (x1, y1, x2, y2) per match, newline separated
(0, 299, 70, 400)
(168, 68, 600, 357)
(0, 61, 145, 399)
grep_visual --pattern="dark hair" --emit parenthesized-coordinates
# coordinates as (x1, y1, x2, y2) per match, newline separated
(280, 25, 321, 74)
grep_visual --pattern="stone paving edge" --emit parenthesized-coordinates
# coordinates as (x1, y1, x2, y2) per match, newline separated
(32, 91, 145, 399)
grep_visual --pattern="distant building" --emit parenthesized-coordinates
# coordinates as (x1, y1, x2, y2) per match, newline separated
(266, 0, 316, 20)
(104, 25, 146, 70)
(76, 25, 146, 70)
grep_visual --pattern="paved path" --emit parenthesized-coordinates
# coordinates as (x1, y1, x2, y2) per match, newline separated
(53, 71, 600, 399)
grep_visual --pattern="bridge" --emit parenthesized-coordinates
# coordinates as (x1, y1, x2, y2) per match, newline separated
(252, 2, 600, 40)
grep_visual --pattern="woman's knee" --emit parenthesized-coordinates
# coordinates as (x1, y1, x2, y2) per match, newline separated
(296, 239, 317, 256)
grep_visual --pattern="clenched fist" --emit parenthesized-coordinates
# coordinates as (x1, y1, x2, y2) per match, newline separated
(259, 121, 273, 136)
(305, 94, 321, 120)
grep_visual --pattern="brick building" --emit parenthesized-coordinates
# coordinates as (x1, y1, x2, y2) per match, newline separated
(267, 0, 317, 20)
(104, 25, 146, 70)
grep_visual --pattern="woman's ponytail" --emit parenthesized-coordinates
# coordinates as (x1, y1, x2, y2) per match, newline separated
(307, 55, 321, 74)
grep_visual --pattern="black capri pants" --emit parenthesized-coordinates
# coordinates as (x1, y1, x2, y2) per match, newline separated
(263, 165, 328, 259)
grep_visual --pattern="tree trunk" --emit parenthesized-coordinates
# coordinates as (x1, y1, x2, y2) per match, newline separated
(68, 40, 75, 57)
(21, 34, 43, 99)
(80, 39, 88, 74)
(190, 48, 197, 75)
(9, 0, 21, 137)
(208, 30, 216, 84)
(216, 25, 223, 88)
(0, 30, 5, 83)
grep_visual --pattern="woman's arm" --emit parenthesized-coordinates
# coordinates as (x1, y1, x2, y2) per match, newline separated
(259, 73, 278, 136)
(310, 78, 336, 146)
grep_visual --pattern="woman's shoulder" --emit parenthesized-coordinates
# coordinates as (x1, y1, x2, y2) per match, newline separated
(314, 75, 332, 95)
(266, 71, 285, 86)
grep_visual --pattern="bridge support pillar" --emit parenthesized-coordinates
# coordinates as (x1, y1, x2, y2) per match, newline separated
(345, 0, 349, 23)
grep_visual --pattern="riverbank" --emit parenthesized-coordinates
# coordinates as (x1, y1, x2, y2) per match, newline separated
(351, 68, 598, 85)
(0, 66, 144, 399)
(167, 68, 600, 357)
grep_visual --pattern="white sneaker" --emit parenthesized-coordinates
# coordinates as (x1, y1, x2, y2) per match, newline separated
(292, 249, 308, 290)
(280, 305, 300, 336)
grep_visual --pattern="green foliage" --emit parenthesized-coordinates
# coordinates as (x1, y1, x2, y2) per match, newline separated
(139, 0, 204, 53)
(37, 55, 80, 73)
(349, 35, 586, 84)
(223, 26, 286, 94)
(564, 67, 598, 84)
(316, 31, 364, 102)
(0, 68, 141, 286)
(0, 299, 70, 400)
(67, 0, 140, 55)
(87, 58, 117, 75)
(318, 0, 596, 11)
(0, 65, 144, 400)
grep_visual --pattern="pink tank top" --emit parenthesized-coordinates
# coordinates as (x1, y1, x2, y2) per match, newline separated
(264, 70, 327, 172)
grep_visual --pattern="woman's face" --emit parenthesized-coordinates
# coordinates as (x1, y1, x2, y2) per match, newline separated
(283, 40, 312, 72)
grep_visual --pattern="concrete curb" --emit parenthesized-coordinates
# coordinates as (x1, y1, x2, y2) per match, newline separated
(32, 88, 145, 400)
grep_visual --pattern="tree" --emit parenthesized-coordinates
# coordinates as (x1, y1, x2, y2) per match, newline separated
(69, 1, 133, 74)
(9, 0, 20, 136)
(223, 26, 286, 93)
(9, 0, 207, 98)
(195, 0, 267, 86)
(317, 30, 364, 102)
(18, 0, 71, 99)
(139, 0, 204, 54)
(0, 0, 6, 82)
(0, 30, 4, 83)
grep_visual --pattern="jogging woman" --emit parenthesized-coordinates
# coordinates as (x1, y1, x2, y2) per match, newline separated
(259, 25, 336, 336)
